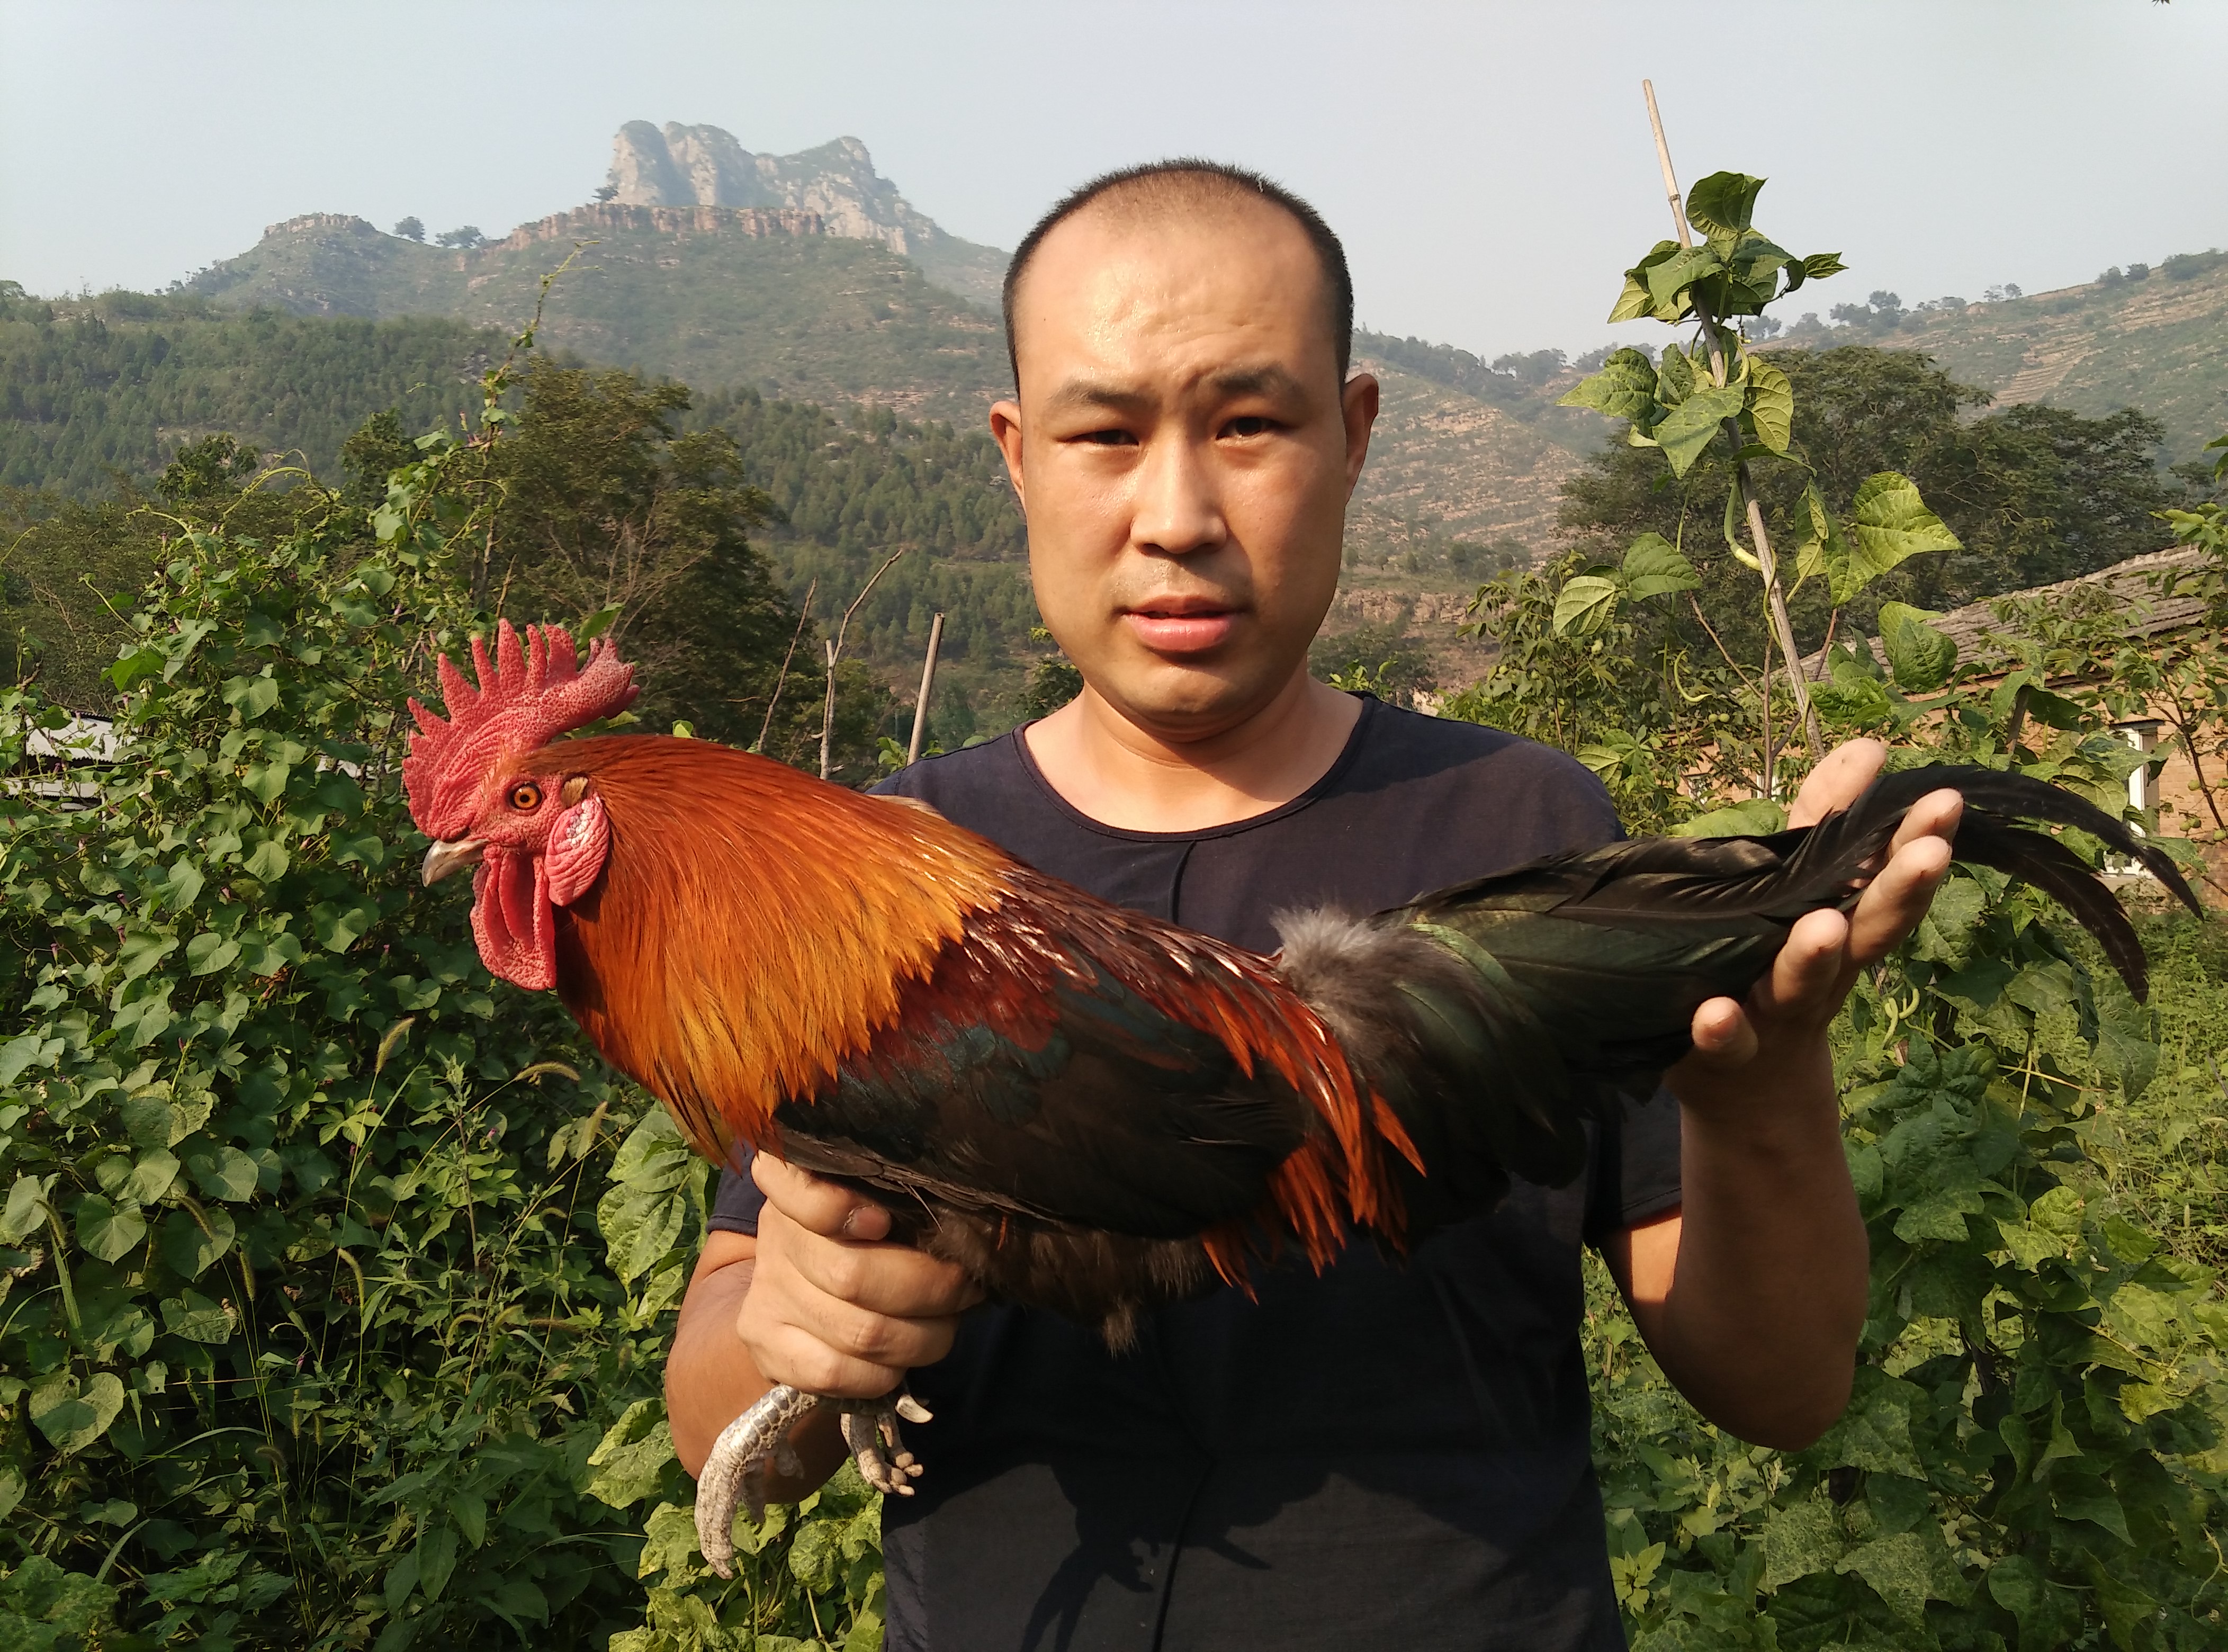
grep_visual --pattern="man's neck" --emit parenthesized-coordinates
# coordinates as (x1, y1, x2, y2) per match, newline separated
(1021, 671, 1364, 833)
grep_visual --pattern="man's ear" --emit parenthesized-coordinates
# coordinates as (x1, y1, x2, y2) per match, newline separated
(990, 399, 1027, 517)
(1340, 372, 1380, 495)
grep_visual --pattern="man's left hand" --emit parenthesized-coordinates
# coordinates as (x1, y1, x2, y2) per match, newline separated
(1672, 737, 1961, 1100)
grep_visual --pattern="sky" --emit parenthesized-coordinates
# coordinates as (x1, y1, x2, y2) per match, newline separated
(4, 1, 2225, 362)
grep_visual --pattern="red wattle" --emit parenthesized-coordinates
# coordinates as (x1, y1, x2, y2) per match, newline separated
(470, 849, 559, 990)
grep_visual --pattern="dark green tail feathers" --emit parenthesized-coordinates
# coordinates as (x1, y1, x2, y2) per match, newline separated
(1273, 765, 2199, 1215)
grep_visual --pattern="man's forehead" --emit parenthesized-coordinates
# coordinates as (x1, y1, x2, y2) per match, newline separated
(1014, 203, 1333, 380)
(1040, 362, 1311, 412)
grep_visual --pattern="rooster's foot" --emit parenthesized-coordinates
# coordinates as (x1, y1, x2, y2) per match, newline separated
(693, 1384, 935, 1579)
(695, 1382, 820, 1579)
(837, 1388, 933, 1498)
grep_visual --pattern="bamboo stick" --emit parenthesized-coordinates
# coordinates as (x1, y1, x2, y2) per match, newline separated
(1641, 79, 1822, 760)
(906, 612, 945, 766)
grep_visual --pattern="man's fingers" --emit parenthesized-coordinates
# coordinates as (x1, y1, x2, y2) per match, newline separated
(1886, 788, 1962, 860)
(760, 1206, 980, 1319)
(1681, 995, 1758, 1070)
(754, 1153, 892, 1241)
(1762, 907, 1852, 1016)
(1847, 832, 1953, 964)
(738, 1295, 955, 1397)
(1785, 738, 1885, 831)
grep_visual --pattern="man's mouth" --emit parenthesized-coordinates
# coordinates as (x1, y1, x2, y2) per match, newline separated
(1122, 600, 1239, 654)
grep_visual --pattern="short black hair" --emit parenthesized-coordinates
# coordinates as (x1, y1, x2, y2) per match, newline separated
(1000, 158, 1354, 389)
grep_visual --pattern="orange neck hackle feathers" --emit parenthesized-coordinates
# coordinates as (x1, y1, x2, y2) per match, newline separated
(541, 736, 1011, 1160)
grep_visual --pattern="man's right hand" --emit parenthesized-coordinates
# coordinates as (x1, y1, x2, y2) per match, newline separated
(736, 1155, 982, 1399)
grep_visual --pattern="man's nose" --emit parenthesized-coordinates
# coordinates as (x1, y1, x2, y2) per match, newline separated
(1131, 434, 1227, 557)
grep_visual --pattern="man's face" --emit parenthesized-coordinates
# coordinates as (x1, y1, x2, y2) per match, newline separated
(992, 200, 1377, 740)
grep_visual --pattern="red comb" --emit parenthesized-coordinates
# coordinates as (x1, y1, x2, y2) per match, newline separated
(403, 621, 639, 840)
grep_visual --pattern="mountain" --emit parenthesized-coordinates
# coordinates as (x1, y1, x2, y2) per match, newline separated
(169, 124, 1611, 567)
(606, 122, 1008, 309)
(183, 208, 1010, 425)
(1774, 250, 2228, 464)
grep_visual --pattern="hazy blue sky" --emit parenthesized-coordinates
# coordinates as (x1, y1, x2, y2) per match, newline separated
(4, 1, 2224, 361)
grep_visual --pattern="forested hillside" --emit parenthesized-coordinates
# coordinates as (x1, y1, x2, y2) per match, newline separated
(185, 210, 1011, 423)
(0, 285, 492, 492)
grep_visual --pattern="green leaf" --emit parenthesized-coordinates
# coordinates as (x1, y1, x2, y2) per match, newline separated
(29, 1371, 124, 1454)
(1806, 1369, 1928, 1477)
(241, 759, 292, 805)
(1685, 172, 1765, 243)
(578, 603, 622, 642)
(185, 1145, 260, 1203)
(1608, 240, 1683, 323)
(1621, 534, 1700, 600)
(159, 1205, 236, 1279)
(75, 1195, 147, 1263)
(1650, 385, 1744, 478)
(161, 1290, 233, 1342)
(125, 1149, 180, 1206)
(1744, 355, 1793, 453)
(416, 1523, 459, 1601)
(635, 1501, 702, 1582)
(1552, 574, 1623, 636)
(585, 1399, 677, 1510)
(1760, 1498, 1844, 1590)
(1837, 1531, 1962, 1625)
(312, 900, 381, 953)
(242, 838, 290, 882)
(1556, 348, 1659, 422)
(1643, 246, 1724, 320)
(0, 1034, 59, 1086)
(184, 932, 241, 976)
(1877, 603, 1958, 693)
(1846, 471, 1961, 595)
(1801, 252, 1848, 281)
(1671, 798, 1786, 838)
(0, 1173, 53, 1244)
(117, 928, 179, 983)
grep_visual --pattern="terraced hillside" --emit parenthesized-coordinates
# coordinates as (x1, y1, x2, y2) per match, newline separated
(1796, 250, 2228, 462)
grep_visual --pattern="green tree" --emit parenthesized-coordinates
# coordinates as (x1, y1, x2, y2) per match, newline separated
(1560, 347, 2182, 669)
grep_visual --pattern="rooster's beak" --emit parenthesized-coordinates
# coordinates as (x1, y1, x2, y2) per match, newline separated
(422, 838, 486, 886)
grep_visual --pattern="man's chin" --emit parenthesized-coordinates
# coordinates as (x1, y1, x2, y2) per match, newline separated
(1091, 653, 1290, 740)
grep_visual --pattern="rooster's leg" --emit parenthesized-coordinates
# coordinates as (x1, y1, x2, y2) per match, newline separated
(693, 1385, 937, 1578)
(837, 1387, 933, 1497)
(695, 1382, 821, 1579)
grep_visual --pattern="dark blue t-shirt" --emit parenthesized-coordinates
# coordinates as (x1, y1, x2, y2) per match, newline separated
(708, 699, 1681, 1651)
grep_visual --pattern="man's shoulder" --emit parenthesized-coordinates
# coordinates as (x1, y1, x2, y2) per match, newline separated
(872, 732, 1032, 811)
(1336, 701, 1619, 834)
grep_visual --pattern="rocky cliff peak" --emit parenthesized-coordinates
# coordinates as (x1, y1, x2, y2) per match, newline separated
(604, 121, 1005, 306)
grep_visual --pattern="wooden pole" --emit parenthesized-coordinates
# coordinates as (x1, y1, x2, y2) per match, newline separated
(906, 612, 945, 766)
(1641, 79, 1822, 763)
(819, 548, 912, 782)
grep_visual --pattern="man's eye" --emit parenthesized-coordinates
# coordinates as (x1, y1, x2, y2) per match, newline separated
(510, 783, 543, 812)
(1075, 428, 1138, 446)
(1223, 416, 1276, 439)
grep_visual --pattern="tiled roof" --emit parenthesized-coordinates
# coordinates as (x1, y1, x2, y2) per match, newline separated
(1802, 545, 2212, 677)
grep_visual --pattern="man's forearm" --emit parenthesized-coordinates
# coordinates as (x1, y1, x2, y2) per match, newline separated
(1650, 1049, 1868, 1448)
(667, 1245, 845, 1495)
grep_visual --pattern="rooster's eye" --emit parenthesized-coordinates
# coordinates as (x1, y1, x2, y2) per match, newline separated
(509, 783, 543, 812)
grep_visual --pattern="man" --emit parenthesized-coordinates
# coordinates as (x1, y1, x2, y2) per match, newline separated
(667, 161, 1957, 1650)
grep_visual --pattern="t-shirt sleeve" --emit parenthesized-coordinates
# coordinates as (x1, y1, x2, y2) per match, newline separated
(1584, 1086, 1683, 1245)
(707, 1157, 765, 1237)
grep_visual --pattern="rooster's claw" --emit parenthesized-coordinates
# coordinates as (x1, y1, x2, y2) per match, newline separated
(694, 1384, 932, 1578)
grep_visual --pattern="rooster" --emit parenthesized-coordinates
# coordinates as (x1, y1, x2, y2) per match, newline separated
(403, 620, 2198, 1574)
